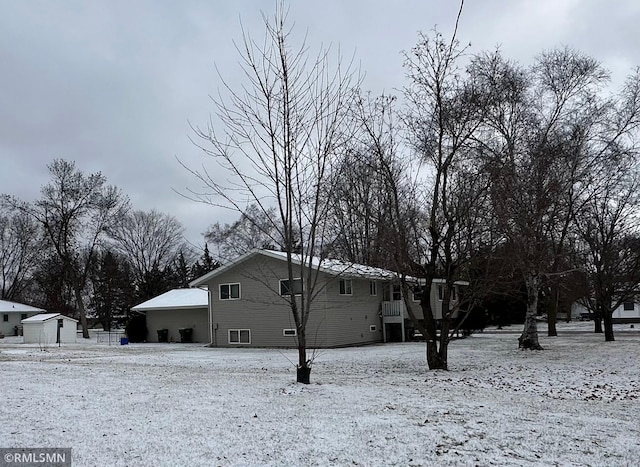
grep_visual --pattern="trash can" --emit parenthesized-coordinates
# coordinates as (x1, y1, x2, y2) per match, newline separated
(120, 337, 129, 345)
(157, 329, 169, 343)
(179, 328, 193, 343)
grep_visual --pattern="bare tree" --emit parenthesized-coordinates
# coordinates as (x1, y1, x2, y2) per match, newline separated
(3, 159, 129, 337)
(471, 48, 613, 349)
(0, 206, 40, 301)
(109, 209, 189, 293)
(399, 4, 495, 369)
(184, 4, 358, 383)
(328, 92, 408, 268)
(205, 204, 281, 263)
(574, 168, 640, 341)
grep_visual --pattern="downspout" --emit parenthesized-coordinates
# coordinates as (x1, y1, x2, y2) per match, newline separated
(207, 287, 215, 347)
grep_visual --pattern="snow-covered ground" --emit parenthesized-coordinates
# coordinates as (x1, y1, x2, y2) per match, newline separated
(1, 322, 639, 466)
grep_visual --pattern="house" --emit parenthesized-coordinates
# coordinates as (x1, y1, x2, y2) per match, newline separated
(0, 299, 46, 337)
(188, 249, 467, 348)
(613, 299, 640, 323)
(21, 313, 78, 344)
(131, 288, 209, 343)
(571, 299, 640, 323)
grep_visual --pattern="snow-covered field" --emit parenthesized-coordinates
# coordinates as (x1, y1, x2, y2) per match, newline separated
(1, 322, 639, 466)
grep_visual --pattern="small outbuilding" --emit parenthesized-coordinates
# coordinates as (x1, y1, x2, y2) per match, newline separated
(21, 313, 78, 345)
(0, 299, 46, 337)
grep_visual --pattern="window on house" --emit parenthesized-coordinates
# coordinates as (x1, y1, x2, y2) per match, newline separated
(412, 285, 423, 302)
(452, 286, 457, 301)
(21, 314, 27, 320)
(339, 279, 353, 295)
(228, 329, 251, 344)
(280, 278, 303, 295)
(283, 329, 297, 337)
(623, 302, 635, 311)
(369, 281, 377, 296)
(438, 285, 444, 301)
(369, 325, 377, 332)
(219, 283, 241, 300)
(392, 285, 402, 301)
(2, 314, 8, 322)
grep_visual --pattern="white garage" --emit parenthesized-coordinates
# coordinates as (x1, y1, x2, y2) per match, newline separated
(22, 313, 78, 345)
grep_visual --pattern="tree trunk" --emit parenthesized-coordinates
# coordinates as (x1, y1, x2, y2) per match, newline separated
(547, 286, 558, 337)
(296, 330, 311, 384)
(602, 311, 615, 342)
(73, 282, 90, 339)
(519, 273, 543, 350)
(426, 339, 447, 370)
(593, 307, 603, 333)
(420, 291, 447, 370)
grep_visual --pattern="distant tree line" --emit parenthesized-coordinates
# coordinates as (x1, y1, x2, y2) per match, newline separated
(0, 159, 219, 337)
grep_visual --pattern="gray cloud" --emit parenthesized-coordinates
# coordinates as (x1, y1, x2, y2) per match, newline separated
(1, 0, 638, 246)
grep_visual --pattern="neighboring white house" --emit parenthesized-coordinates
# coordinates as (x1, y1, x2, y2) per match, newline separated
(0, 299, 46, 337)
(131, 288, 209, 343)
(571, 299, 640, 322)
(21, 313, 78, 344)
(613, 299, 640, 322)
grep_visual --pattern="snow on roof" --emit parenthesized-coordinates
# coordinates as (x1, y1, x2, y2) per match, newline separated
(264, 250, 400, 280)
(0, 299, 46, 313)
(190, 249, 402, 287)
(22, 313, 78, 323)
(131, 288, 209, 311)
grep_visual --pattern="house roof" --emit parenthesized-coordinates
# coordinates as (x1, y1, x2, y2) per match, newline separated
(131, 288, 209, 312)
(0, 299, 46, 313)
(22, 313, 78, 323)
(189, 249, 402, 288)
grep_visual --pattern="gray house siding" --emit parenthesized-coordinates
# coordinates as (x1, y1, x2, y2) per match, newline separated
(322, 276, 383, 346)
(146, 308, 208, 343)
(201, 254, 384, 348)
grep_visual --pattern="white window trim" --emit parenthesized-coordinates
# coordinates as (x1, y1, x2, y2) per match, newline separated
(339, 279, 353, 296)
(283, 329, 297, 337)
(219, 283, 241, 300)
(369, 280, 377, 296)
(228, 329, 251, 344)
(279, 278, 303, 296)
(369, 325, 377, 332)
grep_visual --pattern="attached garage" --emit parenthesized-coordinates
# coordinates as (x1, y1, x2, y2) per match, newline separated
(131, 288, 209, 343)
(22, 313, 78, 344)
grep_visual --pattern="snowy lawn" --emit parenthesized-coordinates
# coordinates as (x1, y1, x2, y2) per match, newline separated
(1, 322, 639, 466)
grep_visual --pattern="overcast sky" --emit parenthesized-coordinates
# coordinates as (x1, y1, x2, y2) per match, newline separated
(1, 0, 638, 248)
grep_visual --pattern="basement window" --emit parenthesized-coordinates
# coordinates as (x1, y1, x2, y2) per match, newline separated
(228, 329, 251, 344)
(283, 329, 297, 337)
(369, 325, 377, 332)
